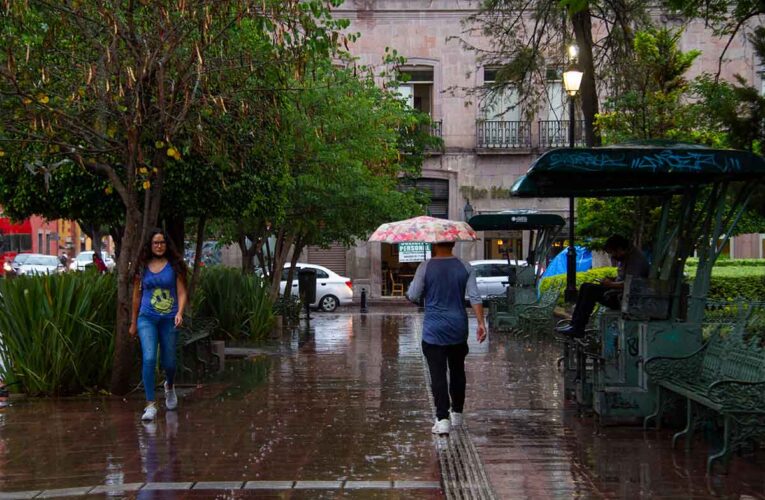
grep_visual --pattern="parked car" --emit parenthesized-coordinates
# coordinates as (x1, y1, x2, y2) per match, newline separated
(469, 259, 529, 300)
(13, 253, 65, 276)
(4, 253, 28, 276)
(69, 251, 116, 271)
(279, 263, 353, 312)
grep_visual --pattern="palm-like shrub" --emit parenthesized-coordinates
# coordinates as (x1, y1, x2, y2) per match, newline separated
(195, 266, 275, 340)
(0, 272, 116, 396)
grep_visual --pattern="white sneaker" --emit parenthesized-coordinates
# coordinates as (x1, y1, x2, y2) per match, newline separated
(431, 418, 451, 435)
(164, 381, 177, 411)
(450, 412, 464, 427)
(141, 403, 157, 421)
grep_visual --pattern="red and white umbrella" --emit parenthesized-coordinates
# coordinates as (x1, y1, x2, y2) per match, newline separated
(368, 215, 478, 243)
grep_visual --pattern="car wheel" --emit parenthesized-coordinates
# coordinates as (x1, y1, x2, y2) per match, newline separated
(319, 295, 339, 312)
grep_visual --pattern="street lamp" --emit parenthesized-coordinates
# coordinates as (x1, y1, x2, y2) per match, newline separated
(463, 199, 474, 222)
(562, 55, 583, 303)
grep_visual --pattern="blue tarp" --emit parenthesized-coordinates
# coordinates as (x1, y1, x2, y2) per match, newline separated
(542, 246, 592, 279)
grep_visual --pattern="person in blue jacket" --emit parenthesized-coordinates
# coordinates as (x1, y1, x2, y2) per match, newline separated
(129, 228, 188, 421)
(407, 241, 486, 435)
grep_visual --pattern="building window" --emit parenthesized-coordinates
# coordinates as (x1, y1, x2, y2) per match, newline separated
(397, 66, 434, 116)
(481, 67, 521, 121)
(37, 231, 43, 253)
(414, 178, 449, 219)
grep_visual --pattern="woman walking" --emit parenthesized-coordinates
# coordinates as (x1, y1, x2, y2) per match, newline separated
(129, 228, 188, 421)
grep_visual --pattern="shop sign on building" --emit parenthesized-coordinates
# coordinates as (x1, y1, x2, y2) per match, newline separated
(398, 242, 431, 262)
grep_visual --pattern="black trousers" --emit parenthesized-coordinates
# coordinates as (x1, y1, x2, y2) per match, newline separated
(422, 340, 469, 421)
(571, 282, 621, 332)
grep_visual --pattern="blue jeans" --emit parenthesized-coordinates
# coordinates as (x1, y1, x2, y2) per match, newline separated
(137, 314, 177, 402)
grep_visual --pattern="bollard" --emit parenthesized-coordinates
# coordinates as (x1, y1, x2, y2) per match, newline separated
(360, 288, 368, 313)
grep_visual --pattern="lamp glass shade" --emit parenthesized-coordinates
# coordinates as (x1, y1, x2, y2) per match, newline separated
(562, 69, 583, 96)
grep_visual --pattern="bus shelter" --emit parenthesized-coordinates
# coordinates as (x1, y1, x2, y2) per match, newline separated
(468, 210, 565, 329)
(511, 143, 765, 422)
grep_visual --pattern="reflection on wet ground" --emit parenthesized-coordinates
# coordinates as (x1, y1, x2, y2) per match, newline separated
(0, 310, 763, 499)
(465, 317, 765, 499)
(0, 312, 442, 498)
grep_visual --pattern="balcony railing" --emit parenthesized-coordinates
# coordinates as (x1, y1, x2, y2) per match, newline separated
(476, 120, 532, 149)
(538, 120, 586, 149)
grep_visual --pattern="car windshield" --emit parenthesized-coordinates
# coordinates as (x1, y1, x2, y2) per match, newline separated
(26, 255, 59, 266)
(13, 254, 30, 264)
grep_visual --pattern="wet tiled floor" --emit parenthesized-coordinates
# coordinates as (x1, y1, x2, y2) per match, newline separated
(0, 310, 764, 499)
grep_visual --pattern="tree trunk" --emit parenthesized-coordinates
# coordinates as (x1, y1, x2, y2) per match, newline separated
(189, 215, 206, 301)
(164, 215, 185, 257)
(268, 228, 294, 301)
(572, 9, 600, 147)
(109, 209, 141, 395)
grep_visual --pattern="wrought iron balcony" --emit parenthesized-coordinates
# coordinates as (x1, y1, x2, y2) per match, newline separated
(476, 120, 532, 150)
(538, 120, 586, 148)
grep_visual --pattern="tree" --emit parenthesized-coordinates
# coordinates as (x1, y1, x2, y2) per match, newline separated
(456, 0, 651, 146)
(0, 1, 351, 394)
(220, 60, 432, 298)
(579, 27, 720, 247)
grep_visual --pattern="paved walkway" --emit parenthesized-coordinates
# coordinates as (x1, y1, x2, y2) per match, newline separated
(0, 310, 764, 499)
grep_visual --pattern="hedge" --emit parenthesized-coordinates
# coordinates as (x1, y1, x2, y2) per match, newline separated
(685, 258, 765, 268)
(541, 265, 765, 302)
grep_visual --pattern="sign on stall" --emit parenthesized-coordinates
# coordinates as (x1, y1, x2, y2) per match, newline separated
(398, 242, 431, 263)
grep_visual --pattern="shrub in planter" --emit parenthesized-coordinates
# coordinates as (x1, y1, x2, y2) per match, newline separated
(0, 272, 116, 396)
(540, 267, 618, 305)
(196, 266, 275, 340)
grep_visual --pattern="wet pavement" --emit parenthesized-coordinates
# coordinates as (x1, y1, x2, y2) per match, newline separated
(0, 309, 764, 498)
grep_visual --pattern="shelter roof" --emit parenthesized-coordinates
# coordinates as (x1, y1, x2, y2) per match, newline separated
(511, 143, 765, 198)
(468, 210, 565, 231)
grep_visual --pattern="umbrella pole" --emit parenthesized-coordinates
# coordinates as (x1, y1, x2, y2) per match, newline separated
(565, 196, 578, 303)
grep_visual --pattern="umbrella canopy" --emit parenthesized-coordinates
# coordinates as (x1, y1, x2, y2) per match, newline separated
(369, 215, 478, 243)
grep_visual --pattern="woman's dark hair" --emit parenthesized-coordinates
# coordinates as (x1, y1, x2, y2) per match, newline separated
(133, 228, 187, 284)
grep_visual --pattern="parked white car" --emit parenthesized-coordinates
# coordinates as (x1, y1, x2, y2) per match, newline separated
(69, 251, 116, 271)
(280, 263, 353, 312)
(13, 253, 65, 276)
(469, 259, 529, 300)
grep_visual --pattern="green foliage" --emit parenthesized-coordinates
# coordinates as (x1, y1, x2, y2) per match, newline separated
(0, 272, 116, 396)
(686, 258, 765, 268)
(596, 27, 705, 144)
(540, 267, 618, 304)
(195, 267, 275, 341)
(273, 295, 303, 326)
(704, 269, 765, 302)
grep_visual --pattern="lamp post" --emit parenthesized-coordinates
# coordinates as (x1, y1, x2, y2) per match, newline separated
(562, 56, 583, 303)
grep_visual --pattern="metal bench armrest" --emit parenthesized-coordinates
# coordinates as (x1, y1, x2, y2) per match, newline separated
(709, 380, 765, 411)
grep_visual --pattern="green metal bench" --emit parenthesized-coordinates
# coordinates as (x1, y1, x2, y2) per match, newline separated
(491, 285, 560, 333)
(176, 317, 219, 381)
(643, 310, 765, 474)
(518, 285, 563, 333)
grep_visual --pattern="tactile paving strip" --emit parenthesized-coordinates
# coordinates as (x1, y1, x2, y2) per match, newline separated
(418, 327, 497, 500)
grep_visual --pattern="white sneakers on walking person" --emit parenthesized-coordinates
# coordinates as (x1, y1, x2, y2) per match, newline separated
(450, 411, 464, 428)
(164, 381, 178, 411)
(141, 402, 158, 421)
(432, 418, 451, 435)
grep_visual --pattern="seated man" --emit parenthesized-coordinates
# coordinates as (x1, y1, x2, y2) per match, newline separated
(556, 234, 649, 338)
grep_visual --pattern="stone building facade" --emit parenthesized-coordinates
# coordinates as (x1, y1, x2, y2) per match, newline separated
(303, 0, 765, 298)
